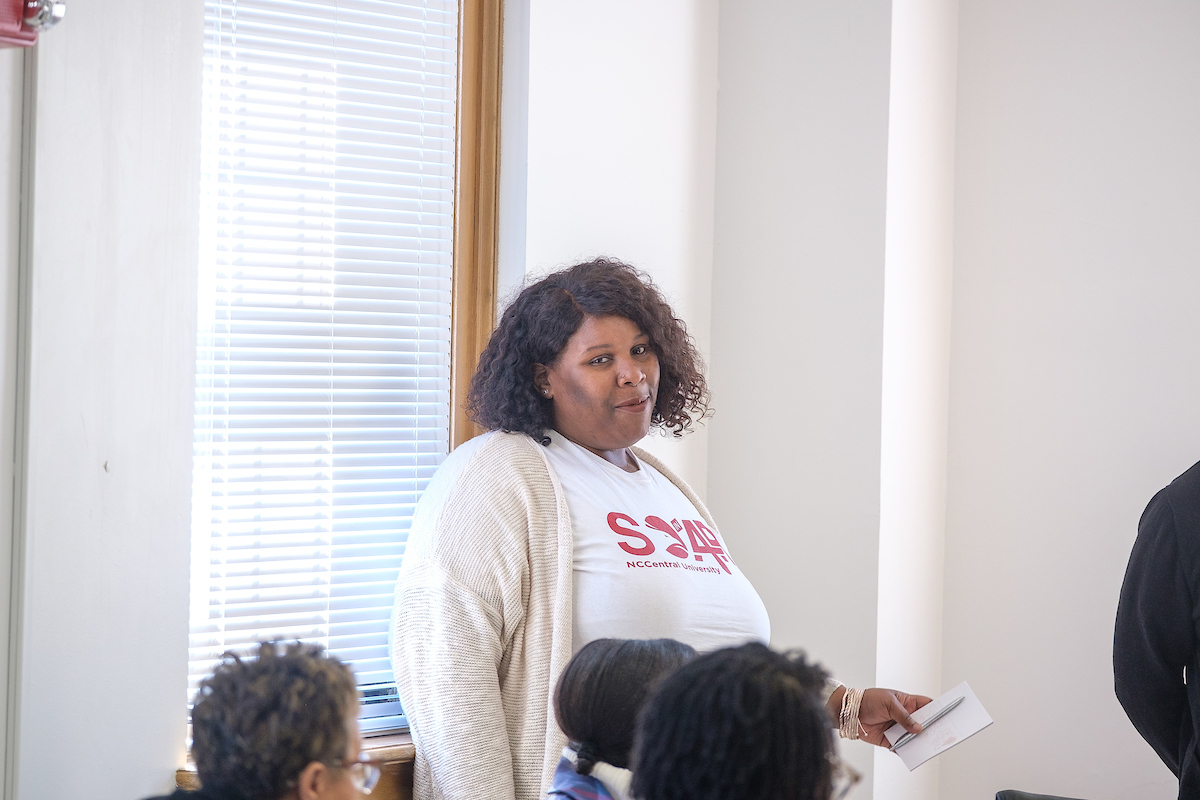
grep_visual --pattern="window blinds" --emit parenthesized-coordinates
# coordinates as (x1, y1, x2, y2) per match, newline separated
(190, 0, 458, 733)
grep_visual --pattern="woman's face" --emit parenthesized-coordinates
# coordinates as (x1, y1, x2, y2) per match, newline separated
(536, 315, 660, 457)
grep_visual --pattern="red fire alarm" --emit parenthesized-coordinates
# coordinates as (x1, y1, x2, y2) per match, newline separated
(1, 0, 65, 48)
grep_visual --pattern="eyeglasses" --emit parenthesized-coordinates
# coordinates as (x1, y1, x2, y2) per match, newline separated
(338, 754, 383, 795)
(829, 753, 862, 800)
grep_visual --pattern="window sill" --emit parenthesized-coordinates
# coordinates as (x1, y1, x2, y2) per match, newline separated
(176, 733, 415, 800)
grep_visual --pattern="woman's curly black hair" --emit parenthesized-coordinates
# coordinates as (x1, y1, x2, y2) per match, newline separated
(631, 643, 834, 800)
(554, 638, 696, 775)
(467, 258, 710, 441)
(190, 641, 359, 800)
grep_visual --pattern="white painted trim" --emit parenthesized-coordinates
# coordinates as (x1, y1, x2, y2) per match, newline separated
(4, 43, 35, 800)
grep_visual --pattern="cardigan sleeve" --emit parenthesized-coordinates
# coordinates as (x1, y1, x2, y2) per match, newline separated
(393, 561, 518, 800)
(391, 437, 542, 800)
(1114, 486, 1195, 776)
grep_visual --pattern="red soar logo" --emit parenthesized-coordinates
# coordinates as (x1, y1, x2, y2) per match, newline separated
(606, 512, 732, 574)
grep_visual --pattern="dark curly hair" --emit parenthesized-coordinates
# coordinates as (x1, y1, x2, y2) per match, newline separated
(631, 643, 834, 800)
(554, 638, 696, 774)
(190, 641, 359, 800)
(467, 258, 710, 441)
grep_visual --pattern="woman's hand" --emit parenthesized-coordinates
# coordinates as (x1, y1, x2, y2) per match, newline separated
(857, 688, 932, 747)
(827, 686, 933, 748)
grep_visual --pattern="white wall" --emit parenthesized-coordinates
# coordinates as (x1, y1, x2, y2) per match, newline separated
(497, 0, 530, 307)
(10, 1, 202, 796)
(486, 3, 1200, 798)
(940, 2, 1200, 797)
(706, 1, 893, 792)
(874, 1, 958, 798)
(522, 0, 719, 495)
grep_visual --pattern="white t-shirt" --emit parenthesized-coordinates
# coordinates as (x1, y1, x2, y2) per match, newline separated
(542, 430, 771, 653)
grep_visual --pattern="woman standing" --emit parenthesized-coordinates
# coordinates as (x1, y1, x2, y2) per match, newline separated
(390, 259, 927, 800)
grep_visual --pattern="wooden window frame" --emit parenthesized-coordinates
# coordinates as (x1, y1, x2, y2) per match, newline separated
(450, 0, 503, 449)
(178, 0, 502, 794)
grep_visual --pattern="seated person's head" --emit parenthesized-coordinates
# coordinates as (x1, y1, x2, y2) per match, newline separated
(554, 638, 696, 774)
(632, 642, 834, 800)
(190, 641, 376, 800)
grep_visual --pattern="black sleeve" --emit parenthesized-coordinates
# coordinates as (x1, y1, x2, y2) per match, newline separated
(1114, 486, 1195, 776)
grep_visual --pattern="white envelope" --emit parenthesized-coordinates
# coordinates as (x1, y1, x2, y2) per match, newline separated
(882, 680, 993, 771)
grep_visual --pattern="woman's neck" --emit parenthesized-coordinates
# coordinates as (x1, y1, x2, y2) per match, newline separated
(555, 431, 639, 472)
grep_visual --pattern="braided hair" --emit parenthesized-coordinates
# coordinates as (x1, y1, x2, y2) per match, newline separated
(631, 643, 834, 800)
(554, 638, 696, 774)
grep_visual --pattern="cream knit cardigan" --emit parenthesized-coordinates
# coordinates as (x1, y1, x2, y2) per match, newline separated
(389, 430, 720, 800)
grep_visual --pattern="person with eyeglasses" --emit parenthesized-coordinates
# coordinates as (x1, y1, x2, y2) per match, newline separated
(144, 641, 382, 800)
(631, 642, 861, 800)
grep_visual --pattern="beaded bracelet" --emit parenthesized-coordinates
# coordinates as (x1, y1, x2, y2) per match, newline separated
(838, 687, 865, 740)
